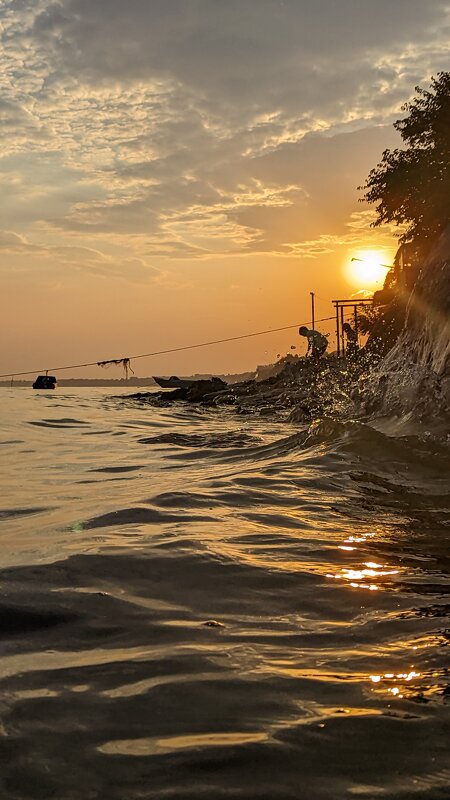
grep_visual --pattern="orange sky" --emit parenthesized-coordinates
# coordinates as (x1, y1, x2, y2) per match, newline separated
(1, 1, 448, 378)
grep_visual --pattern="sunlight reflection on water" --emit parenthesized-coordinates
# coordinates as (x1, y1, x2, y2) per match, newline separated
(0, 388, 449, 799)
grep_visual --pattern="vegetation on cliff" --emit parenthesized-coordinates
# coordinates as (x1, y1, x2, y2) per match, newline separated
(360, 71, 450, 251)
(358, 73, 450, 360)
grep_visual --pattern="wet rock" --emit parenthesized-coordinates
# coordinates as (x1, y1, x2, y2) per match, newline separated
(185, 378, 227, 402)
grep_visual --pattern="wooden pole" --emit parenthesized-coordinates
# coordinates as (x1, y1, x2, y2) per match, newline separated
(310, 292, 315, 331)
(335, 302, 340, 356)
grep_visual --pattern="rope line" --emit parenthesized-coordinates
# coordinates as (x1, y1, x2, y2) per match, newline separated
(0, 313, 352, 379)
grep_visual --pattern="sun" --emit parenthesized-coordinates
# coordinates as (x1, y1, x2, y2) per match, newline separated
(345, 250, 391, 289)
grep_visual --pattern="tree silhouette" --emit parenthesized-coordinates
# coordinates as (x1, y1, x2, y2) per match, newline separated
(360, 72, 450, 249)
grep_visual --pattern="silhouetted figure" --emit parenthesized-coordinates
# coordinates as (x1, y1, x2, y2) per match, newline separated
(299, 326, 328, 359)
(343, 322, 359, 360)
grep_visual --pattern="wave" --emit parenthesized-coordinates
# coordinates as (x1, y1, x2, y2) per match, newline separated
(138, 431, 261, 448)
(1, 380, 449, 799)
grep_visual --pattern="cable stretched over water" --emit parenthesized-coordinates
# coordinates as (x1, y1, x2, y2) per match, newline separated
(0, 314, 345, 379)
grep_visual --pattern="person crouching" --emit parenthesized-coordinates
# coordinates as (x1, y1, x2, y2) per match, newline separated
(299, 326, 328, 360)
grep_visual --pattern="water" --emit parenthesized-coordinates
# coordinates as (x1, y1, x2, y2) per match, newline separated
(1, 388, 449, 799)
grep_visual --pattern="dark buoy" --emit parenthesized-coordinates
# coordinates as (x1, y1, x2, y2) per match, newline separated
(33, 375, 57, 389)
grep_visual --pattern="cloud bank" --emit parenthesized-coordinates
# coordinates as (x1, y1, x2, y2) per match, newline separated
(1, 0, 449, 275)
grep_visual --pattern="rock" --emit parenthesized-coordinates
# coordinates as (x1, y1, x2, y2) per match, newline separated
(185, 378, 227, 402)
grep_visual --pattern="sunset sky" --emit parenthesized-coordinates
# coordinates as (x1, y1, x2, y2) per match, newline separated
(1, 0, 449, 378)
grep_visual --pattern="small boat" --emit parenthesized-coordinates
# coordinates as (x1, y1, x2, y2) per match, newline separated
(153, 375, 196, 389)
(33, 375, 57, 389)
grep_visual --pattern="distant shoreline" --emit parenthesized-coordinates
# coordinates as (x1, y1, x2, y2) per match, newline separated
(0, 371, 255, 388)
(1, 378, 157, 388)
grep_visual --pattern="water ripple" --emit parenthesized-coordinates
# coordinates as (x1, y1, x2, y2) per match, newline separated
(0, 390, 448, 799)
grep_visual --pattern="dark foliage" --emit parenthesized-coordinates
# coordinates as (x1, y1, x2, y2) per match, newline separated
(360, 72, 450, 247)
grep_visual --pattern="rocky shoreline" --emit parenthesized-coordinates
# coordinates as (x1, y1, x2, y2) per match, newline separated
(122, 354, 361, 422)
(121, 227, 450, 424)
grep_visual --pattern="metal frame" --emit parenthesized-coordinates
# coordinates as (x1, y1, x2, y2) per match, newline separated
(332, 298, 373, 356)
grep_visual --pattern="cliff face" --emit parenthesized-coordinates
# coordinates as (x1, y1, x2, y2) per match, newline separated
(400, 229, 450, 375)
(367, 228, 450, 417)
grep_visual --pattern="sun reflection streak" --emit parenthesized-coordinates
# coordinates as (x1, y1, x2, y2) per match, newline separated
(369, 670, 422, 700)
(326, 560, 399, 591)
(345, 532, 376, 544)
(330, 529, 401, 591)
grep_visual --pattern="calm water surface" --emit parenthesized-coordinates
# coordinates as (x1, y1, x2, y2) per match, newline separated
(0, 388, 449, 799)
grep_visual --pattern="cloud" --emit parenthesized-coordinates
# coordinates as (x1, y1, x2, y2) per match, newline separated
(0, 0, 449, 267)
(0, 98, 37, 130)
(29, 1, 450, 106)
(287, 209, 398, 259)
(0, 230, 29, 248)
(0, 229, 161, 282)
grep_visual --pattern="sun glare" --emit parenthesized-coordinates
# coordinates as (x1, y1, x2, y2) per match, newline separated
(346, 250, 391, 289)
